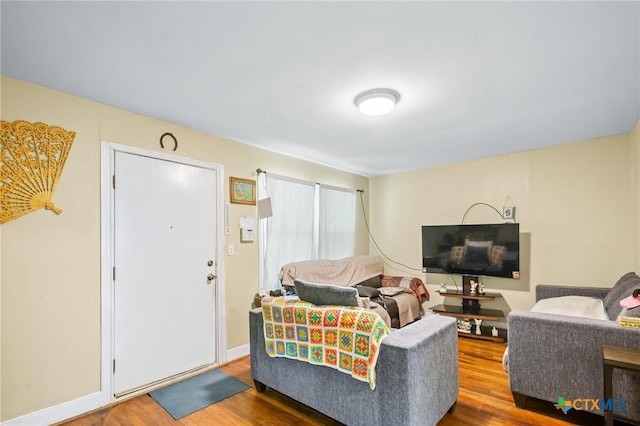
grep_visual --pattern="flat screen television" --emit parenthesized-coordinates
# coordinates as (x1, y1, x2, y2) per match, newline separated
(422, 223, 520, 279)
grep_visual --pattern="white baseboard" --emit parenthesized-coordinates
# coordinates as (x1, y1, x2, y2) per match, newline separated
(1, 391, 103, 426)
(227, 343, 249, 361)
(3, 346, 250, 426)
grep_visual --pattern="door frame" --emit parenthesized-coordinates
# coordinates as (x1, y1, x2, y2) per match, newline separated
(100, 141, 226, 404)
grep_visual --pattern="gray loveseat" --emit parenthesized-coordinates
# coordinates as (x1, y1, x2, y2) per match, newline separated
(507, 282, 640, 424)
(250, 308, 458, 426)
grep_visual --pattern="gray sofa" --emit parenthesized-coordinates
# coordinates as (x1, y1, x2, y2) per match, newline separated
(507, 284, 640, 424)
(250, 308, 459, 426)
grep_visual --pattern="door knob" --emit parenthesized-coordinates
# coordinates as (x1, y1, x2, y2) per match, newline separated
(207, 273, 216, 281)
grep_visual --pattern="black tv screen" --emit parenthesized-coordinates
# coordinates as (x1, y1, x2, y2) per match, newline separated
(422, 223, 520, 279)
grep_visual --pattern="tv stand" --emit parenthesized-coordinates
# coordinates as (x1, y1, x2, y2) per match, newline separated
(461, 275, 480, 313)
(429, 278, 507, 343)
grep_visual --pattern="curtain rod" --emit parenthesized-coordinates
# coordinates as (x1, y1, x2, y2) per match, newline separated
(256, 168, 363, 192)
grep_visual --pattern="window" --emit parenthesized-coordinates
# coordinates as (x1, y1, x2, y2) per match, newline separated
(258, 174, 356, 292)
(318, 184, 356, 259)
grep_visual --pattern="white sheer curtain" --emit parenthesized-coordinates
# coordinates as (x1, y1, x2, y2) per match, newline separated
(260, 174, 316, 292)
(318, 184, 355, 259)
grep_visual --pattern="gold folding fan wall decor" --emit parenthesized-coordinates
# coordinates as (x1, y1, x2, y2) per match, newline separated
(1, 120, 76, 224)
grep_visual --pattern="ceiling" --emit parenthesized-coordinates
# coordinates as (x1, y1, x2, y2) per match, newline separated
(2, 1, 639, 177)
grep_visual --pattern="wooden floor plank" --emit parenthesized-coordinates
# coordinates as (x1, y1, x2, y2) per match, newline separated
(59, 337, 576, 426)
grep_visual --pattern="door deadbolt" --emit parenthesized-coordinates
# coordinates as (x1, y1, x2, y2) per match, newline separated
(207, 260, 214, 267)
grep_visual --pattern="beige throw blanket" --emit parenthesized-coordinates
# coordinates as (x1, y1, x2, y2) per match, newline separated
(279, 255, 384, 287)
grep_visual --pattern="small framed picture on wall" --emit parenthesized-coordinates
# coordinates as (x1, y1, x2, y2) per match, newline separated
(230, 177, 256, 205)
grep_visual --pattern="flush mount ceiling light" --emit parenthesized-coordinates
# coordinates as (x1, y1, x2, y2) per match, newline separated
(354, 88, 400, 116)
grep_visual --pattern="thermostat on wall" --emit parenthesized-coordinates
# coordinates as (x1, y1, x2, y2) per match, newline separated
(241, 227, 255, 242)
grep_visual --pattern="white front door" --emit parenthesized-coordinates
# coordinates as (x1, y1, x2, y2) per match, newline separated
(113, 150, 220, 396)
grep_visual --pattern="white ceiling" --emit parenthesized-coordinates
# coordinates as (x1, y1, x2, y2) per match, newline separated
(2, 1, 639, 177)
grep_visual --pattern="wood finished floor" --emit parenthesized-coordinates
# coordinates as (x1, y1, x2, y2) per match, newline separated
(59, 338, 578, 426)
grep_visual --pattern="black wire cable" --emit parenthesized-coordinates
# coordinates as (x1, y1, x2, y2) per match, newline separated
(358, 196, 507, 281)
(461, 202, 503, 224)
(455, 201, 511, 291)
(449, 274, 459, 292)
(358, 191, 423, 273)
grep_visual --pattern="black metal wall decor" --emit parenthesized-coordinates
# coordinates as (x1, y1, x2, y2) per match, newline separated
(159, 132, 178, 151)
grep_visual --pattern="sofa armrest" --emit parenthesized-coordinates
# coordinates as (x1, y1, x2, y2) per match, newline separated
(375, 314, 458, 425)
(536, 285, 610, 302)
(250, 308, 458, 426)
(507, 310, 640, 418)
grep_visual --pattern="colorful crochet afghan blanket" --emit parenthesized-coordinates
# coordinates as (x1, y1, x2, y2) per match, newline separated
(261, 296, 390, 389)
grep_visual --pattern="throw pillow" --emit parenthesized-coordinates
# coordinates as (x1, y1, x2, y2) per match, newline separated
(355, 285, 381, 299)
(618, 307, 640, 320)
(464, 240, 492, 251)
(618, 290, 640, 320)
(464, 245, 490, 264)
(357, 275, 382, 288)
(464, 240, 492, 264)
(489, 245, 506, 266)
(294, 280, 359, 307)
(531, 296, 609, 321)
(603, 272, 640, 320)
(450, 246, 465, 263)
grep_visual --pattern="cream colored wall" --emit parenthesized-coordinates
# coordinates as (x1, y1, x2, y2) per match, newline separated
(2, 73, 637, 422)
(370, 133, 636, 313)
(0, 223, 3, 423)
(0, 75, 3, 415)
(0, 76, 369, 421)
(631, 118, 640, 272)
(0, 82, 3, 423)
